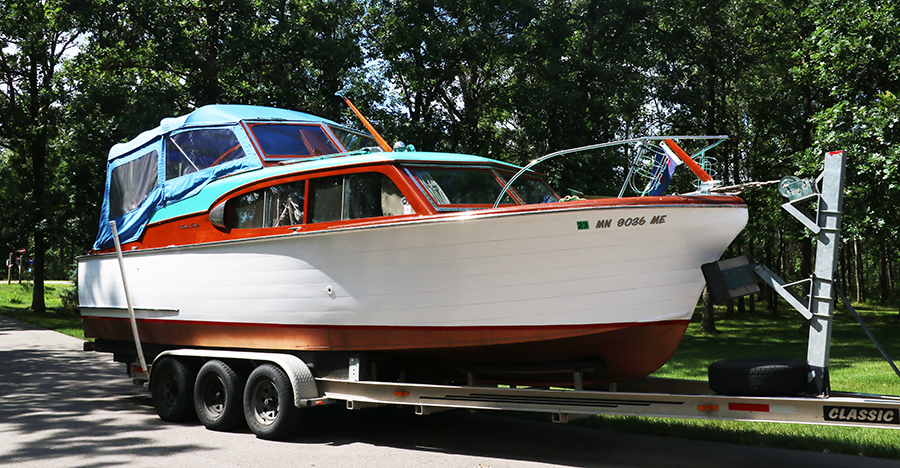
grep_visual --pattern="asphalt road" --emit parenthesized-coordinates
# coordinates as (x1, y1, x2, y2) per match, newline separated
(2, 315, 899, 468)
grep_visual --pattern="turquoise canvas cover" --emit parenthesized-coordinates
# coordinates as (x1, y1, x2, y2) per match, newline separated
(93, 105, 334, 250)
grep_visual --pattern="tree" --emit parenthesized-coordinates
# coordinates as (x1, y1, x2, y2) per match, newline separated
(60, 0, 370, 258)
(367, 0, 540, 156)
(0, 0, 80, 312)
(805, 0, 900, 302)
(2, 0, 898, 311)
(504, 0, 654, 195)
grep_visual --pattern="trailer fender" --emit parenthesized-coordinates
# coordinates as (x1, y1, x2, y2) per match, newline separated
(152, 350, 319, 408)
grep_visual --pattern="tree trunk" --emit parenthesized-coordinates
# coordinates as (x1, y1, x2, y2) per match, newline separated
(772, 228, 785, 317)
(28, 137, 47, 314)
(840, 243, 849, 299)
(199, 1, 221, 105)
(880, 243, 889, 302)
(854, 237, 864, 303)
(748, 238, 756, 314)
(801, 235, 812, 299)
(31, 237, 46, 313)
(887, 247, 895, 298)
(700, 287, 719, 335)
(26, 41, 48, 314)
(725, 245, 734, 319)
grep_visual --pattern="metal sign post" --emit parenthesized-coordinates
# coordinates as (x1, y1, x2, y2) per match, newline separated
(805, 151, 846, 396)
(709, 150, 847, 396)
(764, 151, 846, 396)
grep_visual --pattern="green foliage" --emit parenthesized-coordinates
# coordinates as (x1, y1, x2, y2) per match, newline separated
(2, 0, 900, 456)
(1, 0, 899, 307)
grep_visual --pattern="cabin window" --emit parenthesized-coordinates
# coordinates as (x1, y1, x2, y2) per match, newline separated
(230, 181, 305, 229)
(309, 172, 410, 223)
(109, 150, 159, 219)
(166, 128, 246, 180)
(249, 124, 341, 159)
(328, 126, 378, 152)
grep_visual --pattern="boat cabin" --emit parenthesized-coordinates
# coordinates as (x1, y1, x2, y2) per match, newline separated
(94, 105, 559, 252)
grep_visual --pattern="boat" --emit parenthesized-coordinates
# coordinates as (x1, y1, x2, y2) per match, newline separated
(77, 103, 747, 385)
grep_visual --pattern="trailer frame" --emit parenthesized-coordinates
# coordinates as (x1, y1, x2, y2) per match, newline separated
(118, 149, 900, 436)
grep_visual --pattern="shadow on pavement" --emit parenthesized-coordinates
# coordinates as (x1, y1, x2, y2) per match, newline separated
(0, 316, 209, 467)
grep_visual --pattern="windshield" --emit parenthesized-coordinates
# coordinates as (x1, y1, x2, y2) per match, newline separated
(408, 166, 559, 210)
(496, 170, 560, 205)
(248, 123, 341, 159)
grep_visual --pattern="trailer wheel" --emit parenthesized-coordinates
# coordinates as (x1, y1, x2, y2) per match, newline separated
(708, 358, 808, 396)
(194, 360, 244, 431)
(150, 357, 195, 422)
(243, 364, 298, 440)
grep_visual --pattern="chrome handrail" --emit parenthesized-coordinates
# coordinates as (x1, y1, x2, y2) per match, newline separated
(492, 135, 727, 208)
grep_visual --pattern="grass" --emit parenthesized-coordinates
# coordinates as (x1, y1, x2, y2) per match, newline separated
(653, 305, 900, 396)
(575, 301, 900, 459)
(0, 282, 84, 339)
(2, 282, 900, 458)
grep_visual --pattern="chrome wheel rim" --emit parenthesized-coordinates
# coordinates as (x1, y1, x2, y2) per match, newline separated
(250, 380, 279, 425)
(159, 370, 180, 409)
(200, 374, 226, 416)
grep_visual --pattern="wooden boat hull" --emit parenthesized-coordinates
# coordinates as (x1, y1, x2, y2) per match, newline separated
(79, 198, 746, 382)
(83, 317, 688, 384)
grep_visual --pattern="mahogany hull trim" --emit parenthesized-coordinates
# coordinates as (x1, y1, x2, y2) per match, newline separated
(82, 317, 690, 383)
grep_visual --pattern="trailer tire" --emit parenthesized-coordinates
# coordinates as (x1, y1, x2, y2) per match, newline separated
(708, 358, 808, 396)
(194, 360, 244, 431)
(150, 357, 195, 422)
(243, 364, 298, 440)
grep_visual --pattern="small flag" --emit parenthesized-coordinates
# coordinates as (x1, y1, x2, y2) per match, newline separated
(648, 142, 682, 196)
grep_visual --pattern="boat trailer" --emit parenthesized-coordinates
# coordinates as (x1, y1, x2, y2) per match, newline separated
(121, 149, 900, 438)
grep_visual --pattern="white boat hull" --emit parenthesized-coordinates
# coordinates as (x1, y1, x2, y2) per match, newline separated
(79, 199, 747, 382)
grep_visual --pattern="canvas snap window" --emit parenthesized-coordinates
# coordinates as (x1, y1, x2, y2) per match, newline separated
(166, 128, 246, 180)
(108, 150, 159, 219)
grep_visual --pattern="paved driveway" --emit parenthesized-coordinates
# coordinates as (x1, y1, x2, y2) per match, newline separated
(1, 315, 898, 468)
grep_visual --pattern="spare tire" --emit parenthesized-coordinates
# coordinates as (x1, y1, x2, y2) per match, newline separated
(708, 358, 808, 396)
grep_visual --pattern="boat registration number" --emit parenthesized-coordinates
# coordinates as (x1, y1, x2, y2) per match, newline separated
(577, 214, 667, 230)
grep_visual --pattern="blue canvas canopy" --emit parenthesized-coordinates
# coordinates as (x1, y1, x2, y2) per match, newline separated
(93, 105, 337, 250)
